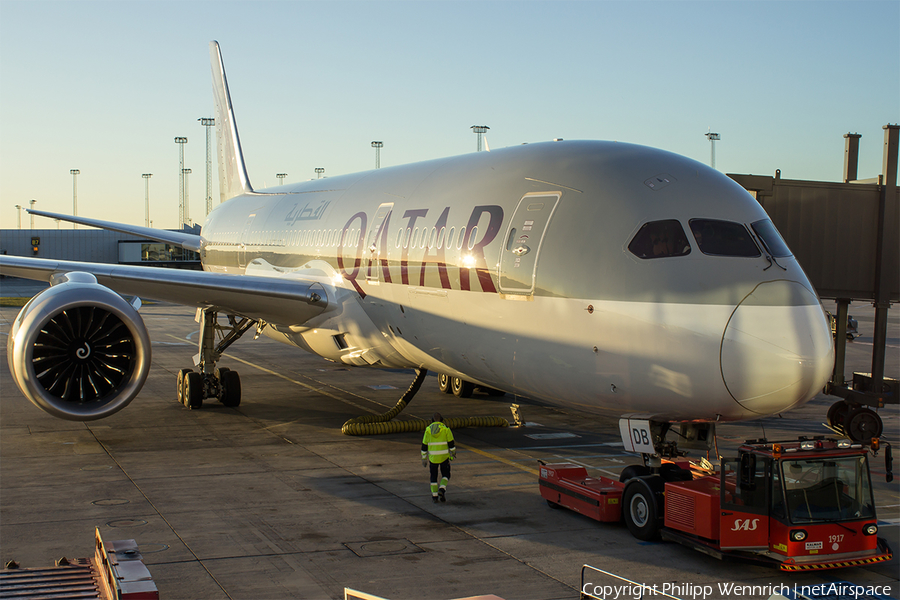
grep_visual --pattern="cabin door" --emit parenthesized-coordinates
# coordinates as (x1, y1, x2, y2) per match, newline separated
(498, 193, 560, 294)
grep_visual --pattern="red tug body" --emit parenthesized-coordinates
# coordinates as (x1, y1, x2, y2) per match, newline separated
(539, 437, 893, 571)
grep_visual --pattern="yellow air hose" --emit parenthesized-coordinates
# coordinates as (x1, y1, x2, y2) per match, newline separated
(340, 369, 509, 436)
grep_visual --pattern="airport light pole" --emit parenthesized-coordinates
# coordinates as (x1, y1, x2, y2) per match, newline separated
(175, 137, 188, 227)
(277, 173, 287, 186)
(183, 168, 192, 227)
(199, 118, 214, 215)
(143, 174, 153, 227)
(471, 126, 489, 152)
(371, 141, 383, 169)
(705, 130, 720, 170)
(14, 204, 22, 229)
(70, 169, 80, 228)
(29, 199, 36, 229)
(315, 167, 325, 179)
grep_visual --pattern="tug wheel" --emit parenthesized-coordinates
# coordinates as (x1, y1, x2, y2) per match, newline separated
(623, 477, 663, 541)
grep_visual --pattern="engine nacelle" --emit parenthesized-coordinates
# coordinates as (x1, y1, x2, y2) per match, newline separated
(7, 273, 151, 420)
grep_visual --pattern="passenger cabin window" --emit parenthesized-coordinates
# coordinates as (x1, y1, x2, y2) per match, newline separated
(689, 219, 760, 257)
(628, 220, 691, 259)
(752, 219, 792, 258)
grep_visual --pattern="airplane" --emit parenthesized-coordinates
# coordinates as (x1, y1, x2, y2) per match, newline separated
(2, 41, 838, 458)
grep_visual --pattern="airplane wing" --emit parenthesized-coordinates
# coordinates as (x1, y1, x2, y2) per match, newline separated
(27, 209, 202, 252)
(0, 255, 329, 326)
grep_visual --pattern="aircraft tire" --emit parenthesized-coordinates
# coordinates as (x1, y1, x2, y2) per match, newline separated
(451, 377, 474, 398)
(845, 407, 883, 442)
(220, 370, 242, 408)
(176, 369, 192, 405)
(546, 499, 561, 509)
(184, 371, 204, 409)
(438, 373, 452, 394)
(619, 465, 651, 483)
(623, 477, 663, 541)
(659, 463, 693, 482)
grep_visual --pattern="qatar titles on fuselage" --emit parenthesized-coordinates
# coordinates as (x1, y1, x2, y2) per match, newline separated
(198, 137, 834, 424)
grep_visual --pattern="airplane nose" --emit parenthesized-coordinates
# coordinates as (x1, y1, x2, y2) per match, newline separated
(720, 281, 834, 416)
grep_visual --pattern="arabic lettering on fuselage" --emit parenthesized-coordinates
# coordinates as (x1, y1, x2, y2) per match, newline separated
(284, 199, 331, 225)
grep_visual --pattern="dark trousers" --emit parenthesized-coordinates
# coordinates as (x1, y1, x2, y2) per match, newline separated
(429, 460, 451, 494)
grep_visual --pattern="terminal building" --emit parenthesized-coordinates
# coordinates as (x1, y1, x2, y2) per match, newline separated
(0, 225, 201, 269)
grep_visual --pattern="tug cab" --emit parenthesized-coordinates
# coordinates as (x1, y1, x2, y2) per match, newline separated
(702, 438, 887, 569)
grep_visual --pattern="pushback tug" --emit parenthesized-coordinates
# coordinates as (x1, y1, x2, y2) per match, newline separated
(540, 435, 893, 571)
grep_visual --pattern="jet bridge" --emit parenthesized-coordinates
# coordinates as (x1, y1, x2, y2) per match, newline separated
(729, 124, 899, 440)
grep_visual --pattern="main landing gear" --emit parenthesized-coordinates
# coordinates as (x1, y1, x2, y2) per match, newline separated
(176, 309, 255, 410)
(437, 373, 506, 398)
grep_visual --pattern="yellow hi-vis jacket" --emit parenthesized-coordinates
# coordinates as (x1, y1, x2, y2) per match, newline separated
(421, 422, 456, 464)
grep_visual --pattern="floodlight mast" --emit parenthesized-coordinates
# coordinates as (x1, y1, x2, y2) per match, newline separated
(471, 126, 489, 152)
(142, 174, 153, 227)
(371, 141, 383, 169)
(70, 169, 80, 229)
(199, 118, 215, 214)
(175, 137, 188, 226)
(705, 130, 721, 169)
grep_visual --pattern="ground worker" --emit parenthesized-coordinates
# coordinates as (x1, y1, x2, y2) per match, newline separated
(421, 412, 455, 503)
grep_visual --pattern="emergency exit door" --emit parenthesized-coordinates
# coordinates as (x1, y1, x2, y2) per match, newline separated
(499, 193, 560, 294)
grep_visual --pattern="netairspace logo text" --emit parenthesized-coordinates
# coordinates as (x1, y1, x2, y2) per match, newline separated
(581, 581, 895, 599)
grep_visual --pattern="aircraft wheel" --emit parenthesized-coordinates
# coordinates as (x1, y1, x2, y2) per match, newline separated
(827, 400, 852, 433)
(451, 377, 474, 398)
(183, 371, 204, 409)
(220, 370, 242, 408)
(546, 499, 561, 509)
(659, 463, 693, 482)
(438, 373, 452, 394)
(176, 369, 193, 405)
(845, 407, 883, 442)
(623, 477, 663, 541)
(619, 465, 651, 483)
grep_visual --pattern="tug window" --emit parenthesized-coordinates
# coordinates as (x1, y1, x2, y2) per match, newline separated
(689, 219, 760, 257)
(628, 220, 691, 259)
(752, 219, 792, 258)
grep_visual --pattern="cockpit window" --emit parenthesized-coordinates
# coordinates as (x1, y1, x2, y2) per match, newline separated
(628, 220, 691, 259)
(752, 219, 793, 258)
(689, 219, 760, 257)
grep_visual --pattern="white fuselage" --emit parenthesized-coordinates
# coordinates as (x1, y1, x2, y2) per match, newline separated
(197, 141, 834, 423)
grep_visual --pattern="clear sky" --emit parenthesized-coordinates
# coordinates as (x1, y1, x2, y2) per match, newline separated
(1, 0, 897, 231)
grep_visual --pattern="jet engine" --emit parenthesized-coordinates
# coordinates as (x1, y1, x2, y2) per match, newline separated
(7, 272, 151, 420)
